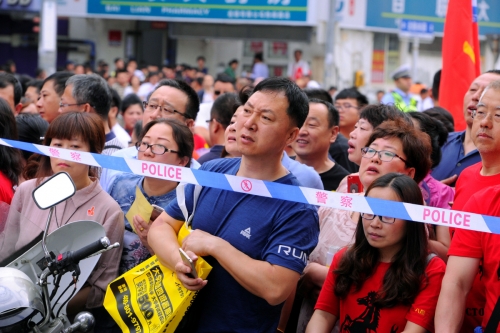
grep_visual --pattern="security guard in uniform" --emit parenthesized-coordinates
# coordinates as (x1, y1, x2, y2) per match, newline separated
(381, 65, 418, 112)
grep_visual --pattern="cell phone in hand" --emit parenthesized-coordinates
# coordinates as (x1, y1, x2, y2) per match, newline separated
(347, 175, 363, 193)
(150, 204, 164, 222)
(179, 248, 198, 279)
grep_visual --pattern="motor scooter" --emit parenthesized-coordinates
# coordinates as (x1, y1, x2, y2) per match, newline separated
(0, 172, 119, 332)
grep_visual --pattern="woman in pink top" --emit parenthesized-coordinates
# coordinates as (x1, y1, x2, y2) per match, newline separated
(9, 112, 124, 328)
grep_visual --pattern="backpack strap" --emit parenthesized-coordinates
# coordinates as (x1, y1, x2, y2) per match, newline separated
(176, 183, 202, 228)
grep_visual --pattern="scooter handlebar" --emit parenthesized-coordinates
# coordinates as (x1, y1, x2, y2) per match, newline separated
(70, 237, 110, 263)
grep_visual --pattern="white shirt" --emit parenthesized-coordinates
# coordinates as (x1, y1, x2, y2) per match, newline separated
(195, 102, 214, 129)
(111, 123, 132, 147)
(287, 59, 310, 79)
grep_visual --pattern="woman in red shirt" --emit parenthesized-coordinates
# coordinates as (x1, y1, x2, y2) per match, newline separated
(0, 98, 22, 204)
(306, 173, 445, 333)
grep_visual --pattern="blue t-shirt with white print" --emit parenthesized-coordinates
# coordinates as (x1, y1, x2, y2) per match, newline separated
(166, 157, 319, 333)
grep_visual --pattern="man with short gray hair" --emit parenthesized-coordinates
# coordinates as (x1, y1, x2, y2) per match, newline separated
(436, 80, 500, 332)
(59, 74, 125, 155)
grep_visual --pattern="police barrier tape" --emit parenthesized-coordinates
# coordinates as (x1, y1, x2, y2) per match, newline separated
(2, 138, 499, 236)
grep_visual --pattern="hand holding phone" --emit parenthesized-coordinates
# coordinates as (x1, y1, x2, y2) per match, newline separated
(150, 204, 164, 222)
(179, 248, 198, 279)
(347, 175, 363, 193)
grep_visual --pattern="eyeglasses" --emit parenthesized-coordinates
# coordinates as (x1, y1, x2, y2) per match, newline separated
(143, 101, 191, 119)
(334, 103, 359, 111)
(361, 213, 396, 224)
(361, 147, 407, 164)
(59, 102, 86, 108)
(135, 141, 178, 155)
(472, 110, 500, 123)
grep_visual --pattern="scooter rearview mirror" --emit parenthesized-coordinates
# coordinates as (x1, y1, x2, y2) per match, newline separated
(32, 172, 76, 210)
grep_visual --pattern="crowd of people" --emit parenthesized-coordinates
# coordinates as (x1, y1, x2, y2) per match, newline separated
(0, 53, 500, 333)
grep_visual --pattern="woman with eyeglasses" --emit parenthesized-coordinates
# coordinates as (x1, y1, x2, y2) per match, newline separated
(107, 118, 194, 275)
(292, 114, 432, 333)
(306, 173, 445, 333)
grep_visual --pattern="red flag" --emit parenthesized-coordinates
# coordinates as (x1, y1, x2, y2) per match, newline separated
(440, 0, 481, 131)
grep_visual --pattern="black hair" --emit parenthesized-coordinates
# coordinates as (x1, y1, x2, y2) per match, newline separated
(486, 69, 500, 76)
(66, 74, 112, 119)
(334, 173, 429, 308)
(43, 72, 74, 96)
(121, 94, 143, 114)
(423, 107, 455, 133)
(253, 77, 309, 128)
(335, 88, 369, 108)
(0, 98, 22, 185)
(409, 112, 448, 168)
(26, 79, 43, 94)
(35, 68, 45, 78)
(211, 93, 241, 128)
(303, 88, 333, 104)
(215, 73, 236, 85)
(197, 56, 206, 62)
(229, 59, 239, 66)
(132, 120, 143, 143)
(115, 69, 129, 77)
(110, 88, 122, 110)
(359, 104, 412, 129)
(15, 113, 49, 161)
(309, 98, 339, 128)
(138, 118, 194, 167)
(114, 57, 123, 64)
(149, 79, 200, 120)
(18, 75, 33, 95)
(0, 73, 22, 105)
(431, 70, 441, 102)
(254, 52, 264, 62)
(148, 71, 160, 78)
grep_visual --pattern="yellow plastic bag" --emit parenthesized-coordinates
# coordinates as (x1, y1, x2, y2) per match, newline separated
(104, 222, 212, 333)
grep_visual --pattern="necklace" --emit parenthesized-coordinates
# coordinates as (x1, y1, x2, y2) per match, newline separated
(53, 200, 78, 229)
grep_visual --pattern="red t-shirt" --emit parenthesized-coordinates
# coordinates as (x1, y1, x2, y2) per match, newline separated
(449, 185, 500, 331)
(451, 162, 500, 332)
(454, 162, 500, 212)
(0, 171, 13, 205)
(315, 248, 445, 332)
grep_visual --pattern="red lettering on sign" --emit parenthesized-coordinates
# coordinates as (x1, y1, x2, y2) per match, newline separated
(422, 208, 472, 227)
(141, 162, 182, 180)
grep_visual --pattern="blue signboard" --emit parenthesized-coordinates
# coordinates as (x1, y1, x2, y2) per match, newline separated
(0, 0, 41, 12)
(87, 0, 308, 24)
(399, 19, 434, 39)
(366, 0, 500, 35)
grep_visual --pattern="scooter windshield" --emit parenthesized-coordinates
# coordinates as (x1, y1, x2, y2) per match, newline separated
(0, 201, 43, 267)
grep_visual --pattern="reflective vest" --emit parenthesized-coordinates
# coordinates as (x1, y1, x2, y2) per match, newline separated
(391, 91, 418, 112)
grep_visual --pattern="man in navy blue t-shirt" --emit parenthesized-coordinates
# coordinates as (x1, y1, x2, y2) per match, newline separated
(149, 77, 319, 333)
